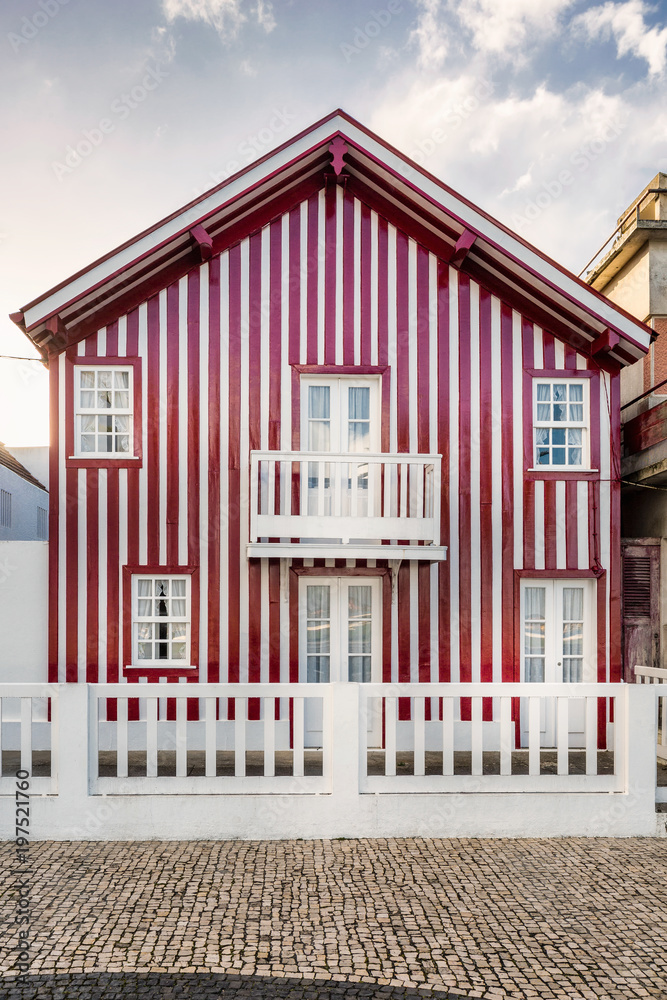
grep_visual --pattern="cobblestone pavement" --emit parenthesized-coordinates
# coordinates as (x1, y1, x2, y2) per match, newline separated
(1, 838, 666, 999)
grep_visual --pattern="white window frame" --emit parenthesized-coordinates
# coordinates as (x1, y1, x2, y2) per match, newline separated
(74, 365, 134, 458)
(298, 576, 382, 684)
(520, 578, 596, 684)
(300, 376, 381, 453)
(131, 574, 191, 668)
(532, 377, 590, 471)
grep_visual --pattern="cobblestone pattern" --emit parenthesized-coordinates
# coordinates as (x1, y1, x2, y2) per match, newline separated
(1, 838, 666, 999)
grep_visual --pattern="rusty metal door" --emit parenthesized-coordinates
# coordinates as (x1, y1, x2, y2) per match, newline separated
(621, 539, 661, 682)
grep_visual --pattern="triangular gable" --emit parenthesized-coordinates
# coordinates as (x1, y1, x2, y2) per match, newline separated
(11, 109, 651, 369)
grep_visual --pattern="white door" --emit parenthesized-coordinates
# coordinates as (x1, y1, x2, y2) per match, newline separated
(521, 580, 595, 747)
(299, 576, 382, 747)
(302, 378, 380, 527)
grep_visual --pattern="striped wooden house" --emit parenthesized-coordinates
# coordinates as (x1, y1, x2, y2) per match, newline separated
(11, 110, 652, 751)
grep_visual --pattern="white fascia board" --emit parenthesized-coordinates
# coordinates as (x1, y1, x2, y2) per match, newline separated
(22, 114, 651, 352)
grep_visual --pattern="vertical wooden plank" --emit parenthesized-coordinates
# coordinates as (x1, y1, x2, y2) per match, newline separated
(586, 696, 598, 775)
(528, 697, 541, 775)
(442, 697, 454, 776)
(117, 698, 128, 779)
(414, 696, 425, 776)
(264, 697, 275, 778)
(471, 697, 483, 776)
(499, 697, 512, 776)
(146, 697, 158, 778)
(205, 697, 216, 777)
(557, 697, 569, 776)
(176, 697, 187, 777)
(20, 699, 31, 775)
(235, 698, 247, 777)
(293, 697, 304, 778)
(385, 696, 397, 776)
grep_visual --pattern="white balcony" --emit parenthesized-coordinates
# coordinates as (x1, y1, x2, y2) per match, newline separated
(248, 451, 446, 560)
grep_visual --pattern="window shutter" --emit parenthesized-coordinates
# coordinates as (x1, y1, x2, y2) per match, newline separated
(622, 556, 651, 617)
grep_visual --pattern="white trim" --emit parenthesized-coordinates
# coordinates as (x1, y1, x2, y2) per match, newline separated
(131, 573, 191, 668)
(532, 375, 590, 471)
(73, 364, 134, 458)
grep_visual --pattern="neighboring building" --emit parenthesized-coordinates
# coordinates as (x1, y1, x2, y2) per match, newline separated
(584, 174, 667, 678)
(0, 441, 48, 541)
(10, 111, 651, 749)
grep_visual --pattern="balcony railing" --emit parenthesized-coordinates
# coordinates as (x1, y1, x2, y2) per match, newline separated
(249, 451, 444, 557)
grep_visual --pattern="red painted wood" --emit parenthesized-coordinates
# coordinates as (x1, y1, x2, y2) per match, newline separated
(146, 297, 160, 566)
(166, 282, 180, 564)
(398, 562, 411, 718)
(248, 232, 262, 455)
(288, 206, 301, 366)
(416, 246, 430, 454)
(65, 458, 78, 683)
(269, 221, 282, 451)
(437, 260, 450, 684)
(566, 480, 578, 571)
(207, 255, 221, 684)
(396, 231, 410, 455)
(543, 331, 555, 369)
(360, 203, 372, 366)
(544, 480, 557, 569)
(479, 289, 493, 709)
(324, 182, 337, 366)
(106, 465, 120, 717)
(48, 360, 59, 683)
(187, 272, 200, 569)
(610, 373, 622, 682)
(458, 274, 472, 703)
(500, 304, 515, 684)
(248, 559, 261, 719)
(86, 468, 99, 683)
(307, 193, 319, 365)
(227, 245, 241, 689)
(377, 217, 388, 368)
(342, 188, 355, 366)
(126, 310, 140, 569)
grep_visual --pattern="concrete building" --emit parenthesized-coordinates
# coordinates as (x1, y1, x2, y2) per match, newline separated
(0, 441, 48, 541)
(585, 173, 667, 678)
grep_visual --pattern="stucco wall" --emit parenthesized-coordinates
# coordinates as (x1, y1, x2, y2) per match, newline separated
(0, 464, 48, 540)
(0, 541, 48, 682)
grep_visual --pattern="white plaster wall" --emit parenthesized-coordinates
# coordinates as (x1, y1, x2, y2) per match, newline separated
(0, 541, 48, 683)
(0, 467, 48, 541)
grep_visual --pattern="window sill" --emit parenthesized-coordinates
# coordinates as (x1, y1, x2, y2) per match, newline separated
(525, 468, 600, 481)
(527, 468, 598, 473)
(66, 456, 143, 469)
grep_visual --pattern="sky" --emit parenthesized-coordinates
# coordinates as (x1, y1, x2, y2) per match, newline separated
(1, 0, 667, 447)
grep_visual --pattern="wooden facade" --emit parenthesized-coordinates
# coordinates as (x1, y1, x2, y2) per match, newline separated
(12, 112, 652, 742)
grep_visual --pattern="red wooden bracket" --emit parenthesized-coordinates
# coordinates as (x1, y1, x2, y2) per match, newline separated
(33, 314, 68, 352)
(451, 228, 477, 266)
(190, 224, 213, 261)
(329, 135, 348, 177)
(590, 328, 621, 374)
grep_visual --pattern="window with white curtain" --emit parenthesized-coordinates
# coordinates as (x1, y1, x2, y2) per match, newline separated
(75, 366, 133, 457)
(132, 575, 190, 666)
(300, 577, 380, 684)
(521, 579, 593, 684)
(533, 378, 589, 469)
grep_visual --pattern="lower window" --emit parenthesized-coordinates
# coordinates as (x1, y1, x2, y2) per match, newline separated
(521, 579, 595, 683)
(298, 576, 381, 684)
(132, 575, 190, 666)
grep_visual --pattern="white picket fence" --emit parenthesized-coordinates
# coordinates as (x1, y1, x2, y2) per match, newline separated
(0, 681, 659, 839)
(635, 666, 667, 805)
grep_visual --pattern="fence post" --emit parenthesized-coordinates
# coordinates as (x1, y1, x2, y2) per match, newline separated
(55, 684, 90, 811)
(624, 684, 657, 817)
(330, 682, 361, 815)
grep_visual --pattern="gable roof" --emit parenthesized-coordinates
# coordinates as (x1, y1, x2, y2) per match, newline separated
(0, 442, 47, 492)
(11, 109, 651, 370)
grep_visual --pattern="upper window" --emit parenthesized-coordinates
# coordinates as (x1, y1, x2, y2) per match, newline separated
(75, 366, 133, 457)
(132, 575, 190, 667)
(533, 378, 588, 469)
(302, 377, 380, 454)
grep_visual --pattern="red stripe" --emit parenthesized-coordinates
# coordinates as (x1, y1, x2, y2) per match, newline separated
(106, 466, 120, 689)
(522, 319, 535, 570)
(396, 231, 410, 454)
(360, 203, 372, 366)
(564, 343, 577, 369)
(609, 374, 621, 681)
(544, 480, 557, 568)
(269, 221, 282, 451)
(289, 559, 299, 683)
(565, 480, 578, 570)
(542, 331, 555, 369)
(306, 194, 318, 364)
(248, 559, 261, 718)
(48, 360, 59, 683)
(248, 232, 262, 453)
(416, 246, 429, 452)
(228, 245, 241, 685)
(458, 275, 472, 692)
(479, 290, 493, 694)
(377, 217, 388, 368)
(86, 468, 99, 683)
(166, 282, 180, 564)
(382, 571, 392, 683)
(146, 297, 160, 566)
(398, 562, 410, 718)
(126, 309, 140, 568)
(342, 189, 355, 365)
(207, 256, 221, 683)
(500, 304, 515, 683)
(437, 261, 450, 683)
(269, 559, 281, 683)
(187, 271, 200, 567)
(597, 575, 607, 746)
(288, 207, 301, 365)
(65, 367, 78, 685)
(324, 183, 336, 365)
(418, 562, 430, 683)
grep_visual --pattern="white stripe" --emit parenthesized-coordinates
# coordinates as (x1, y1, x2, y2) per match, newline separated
(428, 253, 438, 453)
(353, 198, 361, 366)
(491, 297, 503, 683)
(533, 325, 543, 368)
(599, 371, 612, 681)
(260, 226, 270, 452)
(430, 562, 438, 681)
(219, 252, 230, 684)
(117, 314, 127, 357)
(469, 280, 481, 684)
(178, 276, 188, 566)
(553, 337, 564, 368)
(158, 288, 168, 566)
(97, 328, 106, 356)
(555, 480, 566, 569)
(449, 266, 460, 682)
(577, 480, 589, 569)
(137, 302, 148, 565)
(58, 354, 67, 682)
(335, 184, 344, 365)
(534, 479, 545, 570)
(387, 225, 398, 453)
(98, 469, 107, 681)
(317, 189, 325, 365)
(199, 262, 209, 680)
(300, 201, 308, 364)
(512, 310, 523, 569)
(408, 240, 418, 455)
(576, 351, 587, 370)
(370, 211, 378, 367)
(239, 238, 250, 682)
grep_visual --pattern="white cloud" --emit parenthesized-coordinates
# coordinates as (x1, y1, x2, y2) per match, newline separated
(161, 0, 275, 40)
(574, 0, 667, 76)
(410, 0, 449, 69)
(450, 0, 577, 57)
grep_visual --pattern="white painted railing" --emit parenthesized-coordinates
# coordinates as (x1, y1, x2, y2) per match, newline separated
(0, 684, 57, 796)
(635, 666, 667, 804)
(360, 683, 623, 793)
(249, 451, 441, 544)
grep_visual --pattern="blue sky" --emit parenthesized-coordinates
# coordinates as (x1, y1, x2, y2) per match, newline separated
(2, 0, 667, 445)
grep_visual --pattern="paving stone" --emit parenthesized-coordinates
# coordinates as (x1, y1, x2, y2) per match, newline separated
(0, 839, 666, 998)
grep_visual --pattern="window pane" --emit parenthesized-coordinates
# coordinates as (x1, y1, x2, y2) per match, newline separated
(308, 385, 330, 420)
(307, 621, 330, 655)
(98, 415, 113, 432)
(80, 435, 95, 453)
(80, 371, 95, 389)
(568, 448, 582, 465)
(137, 623, 152, 640)
(563, 659, 582, 683)
(535, 428, 549, 445)
(137, 600, 152, 616)
(156, 643, 169, 659)
(569, 404, 583, 421)
(348, 655, 371, 682)
(563, 587, 583, 621)
(569, 384, 583, 401)
(97, 391, 112, 408)
(138, 580, 152, 596)
(536, 448, 550, 465)
(309, 420, 330, 452)
(171, 600, 186, 617)
(97, 372, 112, 389)
(172, 580, 186, 596)
(536, 404, 550, 421)
(348, 387, 369, 420)
(114, 415, 129, 434)
(307, 586, 329, 619)
(307, 656, 330, 683)
(552, 403, 567, 422)
(155, 580, 169, 597)
(156, 599, 169, 617)
(552, 429, 565, 445)
(552, 448, 566, 464)
(115, 391, 129, 409)
(525, 587, 545, 620)
(81, 415, 95, 432)
(525, 658, 545, 682)
(171, 642, 186, 660)
(525, 624, 545, 656)
(114, 371, 129, 389)
(171, 622, 187, 640)
(536, 385, 550, 401)
(137, 642, 152, 659)
(568, 428, 582, 445)
(157, 622, 169, 640)
(80, 391, 95, 408)
(115, 435, 130, 453)
(349, 585, 371, 617)
(348, 422, 370, 453)
(552, 384, 567, 401)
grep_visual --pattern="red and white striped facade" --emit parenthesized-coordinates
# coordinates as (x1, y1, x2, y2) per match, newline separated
(14, 112, 650, 705)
